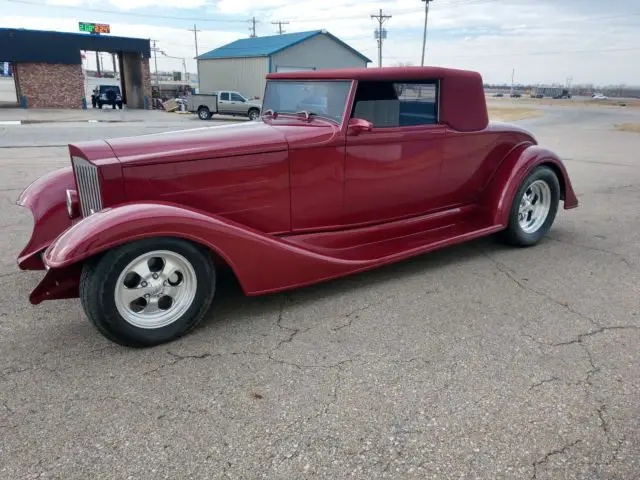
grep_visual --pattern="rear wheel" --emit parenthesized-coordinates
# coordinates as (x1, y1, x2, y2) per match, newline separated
(198, 106, 211, 120)
(500, 166, 560, 246)
(80, 237, 215, 347)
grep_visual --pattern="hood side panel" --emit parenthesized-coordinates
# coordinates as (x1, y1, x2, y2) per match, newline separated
(122, 149, 291, 234)
(107, 121, 288, 166)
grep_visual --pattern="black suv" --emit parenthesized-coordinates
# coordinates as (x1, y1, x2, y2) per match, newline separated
(91, 85, 123, 109)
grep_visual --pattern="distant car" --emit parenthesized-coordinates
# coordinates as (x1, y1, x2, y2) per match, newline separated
(531, 94, 544, 99)
(494, 93, 504, 98)
(92, 85, 123, 109)
(510, 93, 522, 98)
(592, 94, 608, 100)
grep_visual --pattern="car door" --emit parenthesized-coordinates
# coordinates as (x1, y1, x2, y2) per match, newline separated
(344, 80, 446, 225)
(229, 92, 248, 115)
(217, 91, 231, 114)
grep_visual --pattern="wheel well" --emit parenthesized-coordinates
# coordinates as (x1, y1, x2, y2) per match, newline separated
(540, 162, 566, 201)
(198, 105, 209, 111)
(80, 236, 242, 290)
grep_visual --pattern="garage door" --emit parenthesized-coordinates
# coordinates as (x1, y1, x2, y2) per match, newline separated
(275, 66, 316, 73)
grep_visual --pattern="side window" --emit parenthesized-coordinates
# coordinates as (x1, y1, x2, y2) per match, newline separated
(220, 92, 230, 101)
(395, 82, 438, 126)
(351, 80, 439, 128)
(230, 93, 245, 102)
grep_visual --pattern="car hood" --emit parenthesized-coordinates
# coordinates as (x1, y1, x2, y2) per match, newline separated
(105, 121, 287, 166)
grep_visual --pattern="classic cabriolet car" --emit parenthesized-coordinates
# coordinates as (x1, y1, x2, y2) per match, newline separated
(16, 66, 578, 347)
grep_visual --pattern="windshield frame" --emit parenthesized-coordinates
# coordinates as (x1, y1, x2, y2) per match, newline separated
(261, 79, 355, 126)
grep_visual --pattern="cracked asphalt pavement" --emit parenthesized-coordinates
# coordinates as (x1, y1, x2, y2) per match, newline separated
(1, 105, 639, 479)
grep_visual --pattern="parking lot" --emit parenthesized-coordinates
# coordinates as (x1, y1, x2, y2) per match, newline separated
(1, 103, 639, 479)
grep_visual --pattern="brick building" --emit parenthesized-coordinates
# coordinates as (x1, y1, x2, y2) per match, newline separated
(0, 28, 152, 109)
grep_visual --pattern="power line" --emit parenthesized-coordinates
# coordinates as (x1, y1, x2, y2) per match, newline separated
(371, 8, 392, 68)
(271, 20, 289, 35)
(3, 0, 249, 22)
(389, 45, 640, 61)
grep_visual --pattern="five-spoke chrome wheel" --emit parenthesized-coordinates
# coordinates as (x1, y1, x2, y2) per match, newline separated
(114, 250, 197, 329)
(501, 166, 560, 247)
(517, 180, 552, 234)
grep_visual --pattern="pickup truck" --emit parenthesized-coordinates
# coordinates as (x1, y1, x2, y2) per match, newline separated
(186, 90, 262, 120)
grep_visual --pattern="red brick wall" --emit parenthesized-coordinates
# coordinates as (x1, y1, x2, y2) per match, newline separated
(16, 62, 84, 109)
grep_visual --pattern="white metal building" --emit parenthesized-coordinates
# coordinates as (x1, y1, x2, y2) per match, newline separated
(197, 30, 371, 99)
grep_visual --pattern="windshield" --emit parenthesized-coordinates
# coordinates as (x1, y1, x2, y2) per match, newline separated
(262, 80, 352, 123)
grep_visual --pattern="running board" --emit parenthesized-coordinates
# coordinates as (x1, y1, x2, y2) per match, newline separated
(283, 206, 502, 262)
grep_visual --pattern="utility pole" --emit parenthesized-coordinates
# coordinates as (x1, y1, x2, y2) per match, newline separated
(95, 51, 101, 77)
(248, 17, 259, 38)
(420, 0, 434, 66)
(189, 24, 200, 59)
(271, 21, 289, 35)
(111, 53, 117, 74)
(371, 8, 391, 68)
(511, 67, 515, 95)
(150, 40, 159, 86)
(189, 24, 201, 92)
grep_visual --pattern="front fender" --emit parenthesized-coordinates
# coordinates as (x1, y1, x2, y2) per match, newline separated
(16, 166, 75, 270)
(43, 202, 361, 296)
(481, 145, 578, 227)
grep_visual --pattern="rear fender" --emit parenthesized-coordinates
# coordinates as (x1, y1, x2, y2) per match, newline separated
(43, 202, 360, 296)
(481, 144, 578, 227)
(16, 167, 75, 270)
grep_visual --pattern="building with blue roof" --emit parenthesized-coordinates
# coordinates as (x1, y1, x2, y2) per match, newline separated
(197, 30, 371, 99)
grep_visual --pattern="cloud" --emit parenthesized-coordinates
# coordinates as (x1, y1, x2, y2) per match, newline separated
(3, 0, 640, 85)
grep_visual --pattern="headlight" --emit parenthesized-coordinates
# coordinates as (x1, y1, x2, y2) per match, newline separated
(65, 189, 79, 219)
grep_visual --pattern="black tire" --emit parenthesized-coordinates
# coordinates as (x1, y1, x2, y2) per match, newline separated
(97, 101, 103, 109)
(500, 166, 560, 247)
(79, 237, 216, 347)
(248, 108, 260, 121)
(198, 106, 211, 120)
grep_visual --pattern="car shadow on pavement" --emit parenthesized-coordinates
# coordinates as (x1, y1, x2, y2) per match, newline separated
(195, 234, 512, 335)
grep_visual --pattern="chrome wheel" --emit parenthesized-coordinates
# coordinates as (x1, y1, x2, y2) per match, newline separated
(114, 250, 197, 329)
(198, 108, 210, 120)
(518, 180, 552, 234)
(249, 109, 260, 121)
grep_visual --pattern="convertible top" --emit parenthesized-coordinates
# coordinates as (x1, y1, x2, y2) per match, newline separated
(266, 66, 478, 82)
(266, 66, 489, 132)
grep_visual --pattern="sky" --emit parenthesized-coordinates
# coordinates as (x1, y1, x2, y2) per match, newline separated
(1, 0, 639, 86)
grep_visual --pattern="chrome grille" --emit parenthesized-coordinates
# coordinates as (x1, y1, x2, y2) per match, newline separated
(72, 156, 103, 217)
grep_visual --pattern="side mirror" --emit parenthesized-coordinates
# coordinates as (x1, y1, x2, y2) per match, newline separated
(348, 118, 373, 135)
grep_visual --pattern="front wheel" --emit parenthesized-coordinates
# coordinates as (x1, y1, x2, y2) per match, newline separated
(500, 166, 560, 247)
(80, 238, 215, 347)
(248, 108, 260, 121)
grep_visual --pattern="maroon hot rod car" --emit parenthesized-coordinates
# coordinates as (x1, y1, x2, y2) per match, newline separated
(17, 67, 578, 347)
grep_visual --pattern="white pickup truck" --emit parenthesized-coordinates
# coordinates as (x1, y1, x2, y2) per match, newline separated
(186, 90, 262, 121)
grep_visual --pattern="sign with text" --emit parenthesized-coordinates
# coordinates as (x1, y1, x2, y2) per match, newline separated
(79, 22, 110, 34)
